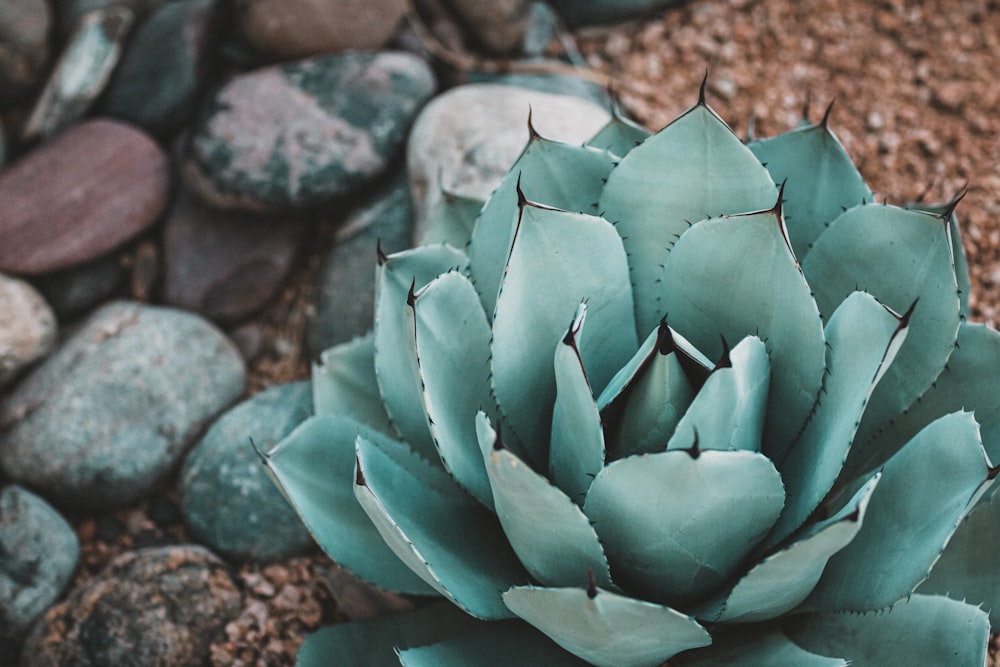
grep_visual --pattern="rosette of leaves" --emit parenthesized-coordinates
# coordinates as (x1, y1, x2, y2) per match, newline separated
(265, 84, 1000, 666)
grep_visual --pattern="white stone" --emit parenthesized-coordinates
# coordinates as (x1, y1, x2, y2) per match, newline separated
(0, 273, 56, 388)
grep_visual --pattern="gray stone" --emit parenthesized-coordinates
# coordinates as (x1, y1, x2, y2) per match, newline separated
(0, 301, 246, 511)
(406, 84, 610, 243)
(179, 381, 314, 562)
(550, 0, 681, 26)
(20, 545, 242, 667)
(30, 252, 127, 322)
(234, 0, 407, 58)
(0, 274, 56, 389)
(444, 0, 534, 54)
(307, 172, 414, 355)
(104, 0, 220, 134)
(0, 486, 79, 642)
(0, 0, 51, 101)
(183, 51, 436, 211)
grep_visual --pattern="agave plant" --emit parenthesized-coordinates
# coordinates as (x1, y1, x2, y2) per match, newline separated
(265, 82, 1000, 666)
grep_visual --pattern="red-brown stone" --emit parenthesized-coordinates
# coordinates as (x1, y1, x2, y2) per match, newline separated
(0, 119, 170, 275)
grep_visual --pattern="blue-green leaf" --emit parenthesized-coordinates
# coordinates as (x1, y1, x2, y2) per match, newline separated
(354, 434, 527, 619)
(599, 102, 777, 335)
(908, 196, 971, 318)
(422, 191, 484, 248)
(583, 448, 785, 607)
(785, 594, 989, 667)
(312, 333, 394, 437)
(397, 620, 590, 666)
(503, 585, 711, 667)
(491, 203, 637, 466)
(672, 629, 846, 667)
(658, 207, 826, 460)
(586, 110, 651, 157)
(266, 416, 434, 594)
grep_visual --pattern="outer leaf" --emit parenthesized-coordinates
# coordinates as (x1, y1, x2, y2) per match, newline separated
(803, 411, 991, 612)
(584, 449, 785, 607)
(766, 292, 907, 547)
(694, 476, 877, 624)
(665, 336, 769, 453)
(549, 305, 606, 503)
(375, 245, 469, 460)
(354, 434, 527, 619)
(485, 444, 614, 590)
(918, 490, 1000, 629)
(422, 191, 484, 248)
(599, 102, 777, 335)
(266, 416, 434, 594)
(411, 271, 494, 507)
(398, 619, 590, 666)
(312, 333, 394, 436)
(586, 110, 651, 157)
(785, 594, 990, 667)
(297, 602, 479, 667)
(804, 204, 961, 476)
(491, 203, 637, 466)
(468, 136, 616, 317)
(748, 122, 872, 259)
(908, 197, 971, 318)
(503, 585, 711, 667)
(658, 207, 826, 459)
(672, 629, 846, 667)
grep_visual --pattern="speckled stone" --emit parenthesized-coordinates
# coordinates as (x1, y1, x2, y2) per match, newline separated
(179, 382, 314, 562)
(19, 545, 242, 667)
(0, 273, 56, 389)
(234, 0, 407, 58)
(0, 301, 246, 511)
(0, 485, 79, 643)
(183, 51, 436, 211)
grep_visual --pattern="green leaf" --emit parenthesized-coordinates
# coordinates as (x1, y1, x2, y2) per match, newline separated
(672, 629, 846, 667)
(583, 448, 785, 607)
(766, 292, 907, 547)
(803, 203, 961, 476)
(375, 245, 470, 460)
(748, 122, 872, 260)
(549, 305, 606, 503)
(599, 102, 777, 335)
(918, 490, 1000, 630)
(666, 336, 770, 453)
(908, 196, 971, 318)
(398, 620, 591, 666)
(422, 191, 484, 248)
(468, 136, 616, 318)
(297, 602, 480, 667)
(266, 416, 435, 594)
(503, 585, 711, 667)
(491, 203, 637, 467)
(784, 594, 990, 667)
(693, 476, 877, 624)
(803, 411, 992, 612)
(313, 333, 394, 437)
(411, 271, 495, 507)
(354, 434, 527, 619)
(658, 207, 826, 460)
(485, 443, 614, 590)
(586, 110, 651, 157)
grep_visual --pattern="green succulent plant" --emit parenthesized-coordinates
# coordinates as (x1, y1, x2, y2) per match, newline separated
(265, 82, 1000, 666)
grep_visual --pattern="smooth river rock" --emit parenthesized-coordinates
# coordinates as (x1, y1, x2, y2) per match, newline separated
(0, 273, 56, 389)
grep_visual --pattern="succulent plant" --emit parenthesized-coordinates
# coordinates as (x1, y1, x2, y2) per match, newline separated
(265, 82, 1000, 666)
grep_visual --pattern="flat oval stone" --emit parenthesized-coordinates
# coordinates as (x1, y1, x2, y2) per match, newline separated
(20, 545, 241, 666)
(179, 381, 314, 561)
(0, 119, 170, 275)
(0, 301, 246, 511)
(0, 272, 56, 389)
(0, 485, 79, 643)
(183, 51, 435, 211)
(235, 0, 407, 58)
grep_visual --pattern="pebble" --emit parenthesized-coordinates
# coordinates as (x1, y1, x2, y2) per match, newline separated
(322, 564, 413, 621)
(234, 0, 407, 58)
(19, 545, 242, 666)
(30, 252, 127, 321)
(444, 0, 535, 54)
(183, 51, 436, 211)
(103, 0, 220, 134)
(22, 6, 135, 141)
(0, 301, 246, 511)
(307, 172, 414, 355)
(0, 0, 51, 101)
(163, 188, 309, 323)
(550, 0, 682, 26)
(0, 486, 79, 643)
(0, 119, 170, 275)
(0, 273, 56, 389)
(179, 382, 314, 562)
(406, 83, 610, 242)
